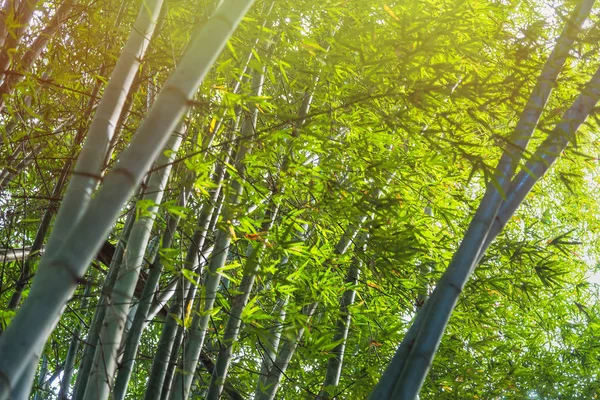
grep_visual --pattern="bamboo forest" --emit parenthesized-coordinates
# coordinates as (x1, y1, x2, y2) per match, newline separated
(5, 0, 600, 399)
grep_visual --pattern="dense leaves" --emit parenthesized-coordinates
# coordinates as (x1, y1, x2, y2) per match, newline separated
(1, 0, 600, 399)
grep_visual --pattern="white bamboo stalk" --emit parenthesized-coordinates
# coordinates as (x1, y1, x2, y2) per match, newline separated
(41, 0, 163, 265)
(10, 3, 164, 390)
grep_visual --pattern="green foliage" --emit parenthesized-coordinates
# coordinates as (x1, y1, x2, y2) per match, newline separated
(2, 0, 600, 398)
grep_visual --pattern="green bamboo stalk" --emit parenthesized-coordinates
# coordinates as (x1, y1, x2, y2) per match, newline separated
(58, 282, 93, 399)
(84, 124, 185, 400)
(253, 226, 309, 396)
(169, 137, 252, 400)
(159, 239, 221, 400)
(206, 82, 316, 400)
(249, 92, 319, 397)
(394, 63, 600, 400)
(206, 200, 279, 400)
(71, 204, 137, 400)
(116, 302, 139, 365)
(113, 171, 194, 400)
(161, 319, 245, 400)
(29, 353, 47, 400)
(12, 351, 42, 400)
(148, 277, 179, 321)
(102, 68, 145, 172)
(156, 243, 215, 400)
(149, 139, 234, 400)
(254, 294, 288, 398)
(255, 221, 363, 400)
(160, 237, 223, 400)
(144, 278, 190, 400)
(169, 62, 265, 400)
(117, 20, 249, 393)
(372, 1, 596, 398)
(319, 232, 367, 399)
(146, 143, 233, 400)
(256, 302, 319, 400)
(42, 0, 163, 259)
(159, 321, 185, 400)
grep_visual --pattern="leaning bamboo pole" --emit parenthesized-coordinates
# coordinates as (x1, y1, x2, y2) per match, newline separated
(112, 173, 193, 400)
(256, 223, 364, 400)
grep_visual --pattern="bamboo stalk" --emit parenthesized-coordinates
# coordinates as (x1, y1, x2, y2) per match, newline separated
(207, 78, 316, 400)
(113, 171, 193, 400)
(169, 60, 265, 400)
(256, 302, 319, 400)
(72, 204, 137, 400)
(371, 2, 596, 398)
(256, 221, 364, 400)
(149, 137, 233, 400)
(58, 282, 93, 399)
(84, 124, 185, 400)
(144, 279, 190, 400)
(319, 232, 367, 399)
